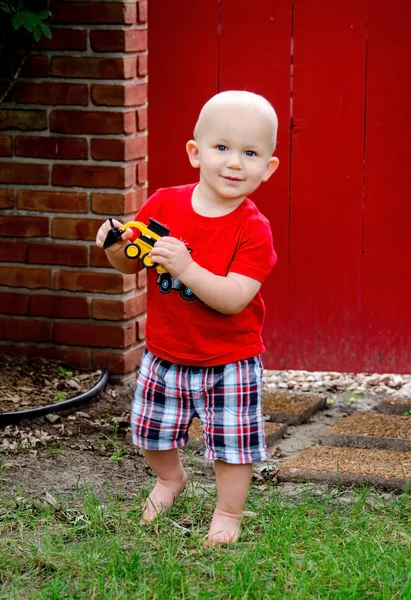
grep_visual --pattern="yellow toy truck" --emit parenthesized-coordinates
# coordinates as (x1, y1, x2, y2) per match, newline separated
(103, 217, 169, 273)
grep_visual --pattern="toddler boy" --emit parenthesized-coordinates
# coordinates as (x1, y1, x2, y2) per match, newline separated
(96, 90, 279, 544)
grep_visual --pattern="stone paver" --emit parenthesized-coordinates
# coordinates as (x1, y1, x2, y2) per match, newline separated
(322, 412, 411, 451)
(378, 398, 411, 416)
(262, 390, 326, 425)
(278, 445, 411, 491)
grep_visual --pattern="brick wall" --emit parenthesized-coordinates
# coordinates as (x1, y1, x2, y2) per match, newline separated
(0, 0, 148, 383)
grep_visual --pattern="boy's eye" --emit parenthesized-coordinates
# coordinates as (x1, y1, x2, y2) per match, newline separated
(216, 145, 227, 152)
(245, 150, 256, 157)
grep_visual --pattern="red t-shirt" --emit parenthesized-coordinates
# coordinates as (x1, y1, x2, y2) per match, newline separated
(135, 183, 277, 366)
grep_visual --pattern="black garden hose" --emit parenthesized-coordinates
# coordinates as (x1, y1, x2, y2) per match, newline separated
(0, 370, 109, 426)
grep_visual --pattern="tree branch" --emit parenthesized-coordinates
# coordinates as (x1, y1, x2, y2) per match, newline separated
(0, 48, 31, 104)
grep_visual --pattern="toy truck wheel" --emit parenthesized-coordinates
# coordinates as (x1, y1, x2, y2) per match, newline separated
(180, 286, 196, 301)
(142, 252, 156, 268)
(124, 243, 141, 259)
(158, 273, 172, 294)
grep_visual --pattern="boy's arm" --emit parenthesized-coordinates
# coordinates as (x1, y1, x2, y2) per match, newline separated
(150, 236, 262, 314)
(182, 263, 261, 314)
(95, 219, 140, 274)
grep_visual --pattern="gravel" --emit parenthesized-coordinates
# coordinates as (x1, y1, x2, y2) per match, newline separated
(263, 370, 411, 398)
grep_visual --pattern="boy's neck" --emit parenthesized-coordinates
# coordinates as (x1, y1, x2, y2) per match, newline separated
(192, 184, 245, 217)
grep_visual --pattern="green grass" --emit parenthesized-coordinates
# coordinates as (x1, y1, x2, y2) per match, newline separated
(0, 482, 410, 599)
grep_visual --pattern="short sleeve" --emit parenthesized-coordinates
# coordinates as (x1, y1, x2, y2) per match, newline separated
(228, 218, 277, 283)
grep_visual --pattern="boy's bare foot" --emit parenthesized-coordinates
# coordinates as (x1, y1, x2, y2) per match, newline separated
(205, 508, 241, 545)
(142, 471, 188, 522)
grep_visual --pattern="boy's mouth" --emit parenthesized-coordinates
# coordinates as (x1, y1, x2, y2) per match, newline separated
(222, 176, 243, 183)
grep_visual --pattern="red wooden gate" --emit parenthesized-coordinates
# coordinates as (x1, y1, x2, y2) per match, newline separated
(148, 0, 411, 374)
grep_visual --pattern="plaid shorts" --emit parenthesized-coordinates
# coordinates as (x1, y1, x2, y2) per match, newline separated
(131, 350, 267, 464)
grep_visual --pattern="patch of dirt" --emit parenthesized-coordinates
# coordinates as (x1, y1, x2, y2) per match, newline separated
(0, 355, 101, 412)
(0, 355, 217, 500)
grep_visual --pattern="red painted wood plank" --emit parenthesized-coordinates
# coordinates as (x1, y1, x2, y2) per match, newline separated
(289, 0, 367, 370)
(218, 0, 293, 368)
(147, 1, 218, 194)
(362, 0, 411, 373)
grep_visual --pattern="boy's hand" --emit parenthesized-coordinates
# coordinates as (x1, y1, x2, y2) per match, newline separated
(151, 237, 193, 279)
(95, 219, 134, 254)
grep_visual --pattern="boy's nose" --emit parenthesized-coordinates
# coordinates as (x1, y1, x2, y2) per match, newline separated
(225, 152, 242, 168)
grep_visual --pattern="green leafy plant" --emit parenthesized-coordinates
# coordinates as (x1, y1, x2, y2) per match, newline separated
(103, 420, 128, 463)
(58, 366, 73, 378)
(345, 391, 359, 404)
(0, 1, 51, 41)
(109, 448, 126, 463)
(53, 391, 68, 403)
(0, 0, 52, 104)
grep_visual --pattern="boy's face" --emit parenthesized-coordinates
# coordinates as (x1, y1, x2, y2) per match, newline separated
(187, 103, 279, 205)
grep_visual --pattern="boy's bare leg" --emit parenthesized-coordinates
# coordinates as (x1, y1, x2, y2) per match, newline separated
(206, 461, 253, 545)
(141, 448, 187, 521)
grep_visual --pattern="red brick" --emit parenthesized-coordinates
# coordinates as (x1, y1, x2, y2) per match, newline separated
(137, 268, 147, 289)
(90, 85, 124, 107)
(55, 270, 136, 294)
(91, 136, 147, 161)
(14, 82, 88, 106)
(0, 109, 47, 131)
(136, 161, 148, 184)
(137, 108, 147, 131)
(15, 136, 88, 160)
(54, 321, 136, 348)
(20, 55, 49, 77)
(90, 28, 147, 52)
(51, 56, 136, 79)
(91, 189, 145, 215)
(35, 28, 87, 50)
(91, 293, 146, 320)
(138, 54, 148, 76)
(0, 241, 27, 262)
(29, 294, 89, 318)
(17, 190, 88, 213)
(0, 162, 49, 185)
(28, 242, 88, 266)
(0, 189, 14, 209)
(90, 246, 112, 268)
(91, 345, 144, 374)
(52, 218, 102, 241)
(0, 266, 53, 289)
(0, 292, 28, 315)
(0, 136, 12, 157)
(50, 110, 136, 134)
(1, 318, 52, 343)
(50, 2, 136, 24)
(90, 83, 147, 107)
(0, 216, 49, 237)
(138, 1, 147, 23)
(125, 83, 147, 107)
(52, 164, 135, 189)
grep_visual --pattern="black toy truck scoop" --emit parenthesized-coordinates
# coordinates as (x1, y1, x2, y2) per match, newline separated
(103, 219, 123, 249)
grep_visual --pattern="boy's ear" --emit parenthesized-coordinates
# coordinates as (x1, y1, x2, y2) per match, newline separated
(186, 140, 200, 168)
(262, 156, 279, 182)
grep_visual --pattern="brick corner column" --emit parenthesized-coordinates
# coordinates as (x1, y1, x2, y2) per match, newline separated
(0, 0, 149, 383)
